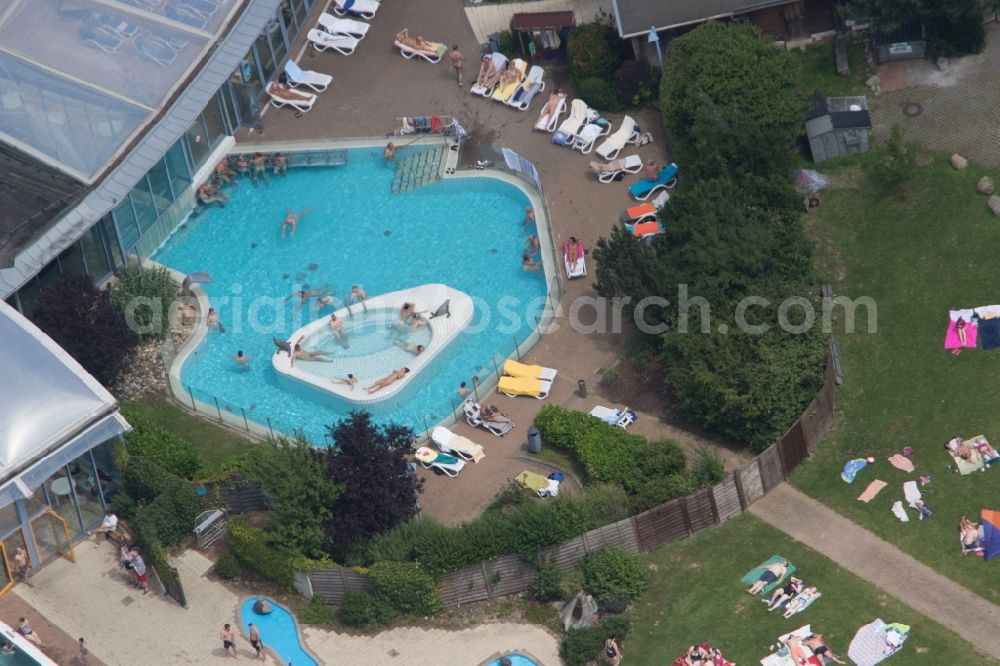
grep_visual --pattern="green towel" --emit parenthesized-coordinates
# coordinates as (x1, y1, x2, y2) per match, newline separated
(740, 555, 796, 595)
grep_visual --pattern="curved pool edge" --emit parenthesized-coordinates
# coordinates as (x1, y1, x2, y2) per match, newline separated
(239, 595, 324, 666)
(476, 648, 548, 666)
(157, 140, 560, 445)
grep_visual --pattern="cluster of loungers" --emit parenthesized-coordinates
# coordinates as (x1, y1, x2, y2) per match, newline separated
(470, 53, 548, 110)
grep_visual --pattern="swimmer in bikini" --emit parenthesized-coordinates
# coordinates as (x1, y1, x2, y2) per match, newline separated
(365, 367, 409, 393)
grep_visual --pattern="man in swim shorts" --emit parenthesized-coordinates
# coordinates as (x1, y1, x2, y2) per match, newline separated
(220, 624, 237, 658)
(248, 623, 265, 661)
(746, 560, 789, 595)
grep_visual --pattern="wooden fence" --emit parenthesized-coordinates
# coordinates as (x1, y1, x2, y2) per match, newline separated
(301, 349, 839, 606)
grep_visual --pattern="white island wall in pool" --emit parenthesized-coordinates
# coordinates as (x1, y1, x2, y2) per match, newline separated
(273, 285, 473, 404)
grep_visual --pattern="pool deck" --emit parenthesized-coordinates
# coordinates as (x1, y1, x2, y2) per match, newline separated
(233, 0, 671, 524)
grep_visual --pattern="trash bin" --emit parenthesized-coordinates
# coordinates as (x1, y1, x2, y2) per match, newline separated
(527, 426, 542, 454)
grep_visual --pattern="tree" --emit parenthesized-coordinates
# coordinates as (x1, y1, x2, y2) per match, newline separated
(846, 0, 985, 56)
(243, 436, 341, 558)
(30, 272, 136, 385)
(566, 21, 621, 89)
(863, 124, 916, 198)
(660, 21, 805, 184)
(325, 412, 423, 557)
(110, 263, 179, 340)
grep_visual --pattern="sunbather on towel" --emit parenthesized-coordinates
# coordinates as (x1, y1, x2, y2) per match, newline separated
(803, 634, 845, 664)
(765, 576, 803, 611)
(396, 28, 435, 51)
(972, 436, 1000, 465)
(481, 405, 512, 426)
(497, 61, 518, 87)
(269, 82, 312, 103)
(746, 560, 789, 595)
(961, 516, 984, 553)
(539, 90, 563, 118)
(782, 586, 821, 618)
(475, 57, 497, 87)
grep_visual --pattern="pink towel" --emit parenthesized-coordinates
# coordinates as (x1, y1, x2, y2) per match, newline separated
(564, 240, 584, 261)
(944, 320, 978, 350)
(857, 479, 887, 503)
(888, 454, 914, 473)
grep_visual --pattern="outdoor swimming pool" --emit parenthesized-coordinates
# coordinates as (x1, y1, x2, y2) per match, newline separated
(154, 147, 547, 442)
(240, 597, 316, 666)
(483, 653, 541, 666)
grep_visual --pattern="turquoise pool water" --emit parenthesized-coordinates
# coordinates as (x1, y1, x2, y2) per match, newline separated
(240, 597, 316, 666)
(154, 148, 546, 442)
(484, 654, 540, 666)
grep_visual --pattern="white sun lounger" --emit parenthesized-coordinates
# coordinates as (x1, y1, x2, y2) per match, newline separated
(534, 93, 566, 132)
(470, 52, 508, 97)
(307, 28, 360, 55)
(596, 115, 640, 160)
(265, 82, 316, 113)
(283, 60, 332, 93)
(395, 37, 447, 63)
(589, 405, 635, 428)
(564, 240, 586, 279)
(431, 426, 485, 463)
(552, 99, 591, 145)
(316, 13, 370, 38)
(463, 400, 513, 437)
(590, 155, 643, 183)
(330, 0, 378, 20)
(415, 446, 466, 477)
(507, 65, 545, 110)
(571, 123, 610, 154)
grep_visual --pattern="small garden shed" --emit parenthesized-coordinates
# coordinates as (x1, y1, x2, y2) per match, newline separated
(805, 94, 872, 162)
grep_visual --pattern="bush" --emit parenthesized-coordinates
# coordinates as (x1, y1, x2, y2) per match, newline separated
(30, 272, 136, 385)
(213, 551, 242, 580)
(368, 561, 443, 616)
(110, 263, 179, 340)
(497, 29, 518, 56)
(120, 406, 202, 479)
(108, 492, 137, 521)
(862, 124, 915, 198)
(614, 60, 658, 107)
(227, 517, 331, 588)
(560, 627, 605, 666)
(530, 563, 565, 602)
(579, 77, 621, 112)
(582, 547, 647, 602)
(691, 447, 725, 487)
(567, 22, 620, 85)
(337, 590, 396, 628)
(140, 481, 203, 545)
(122, 456, 181, 504)
(581, 484, 631, 526)
(299, 595, 337, 625)
(597, 592, 631, 615)
(630, 473, 696, 514)
(350, 519, 451, 566)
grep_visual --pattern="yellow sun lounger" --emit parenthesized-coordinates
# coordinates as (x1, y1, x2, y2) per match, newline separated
(498, 375, 551, 399)
(492, 58, 527, 103)
(503, 359, 557, 381)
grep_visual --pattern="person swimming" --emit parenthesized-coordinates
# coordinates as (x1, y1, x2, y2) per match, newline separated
(522, 254, 540, 271)
(394, 341, 425, 355)
(329, 314, 349, 347)
(273, 152, 288, 176)
(384, 142, 396, 161)
(348, 284, 368, 315)
(230, 350, 252, 369)
(285, 285, 328, 307)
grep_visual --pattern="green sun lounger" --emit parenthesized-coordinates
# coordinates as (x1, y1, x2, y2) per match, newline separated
(741, 554, 796, 595)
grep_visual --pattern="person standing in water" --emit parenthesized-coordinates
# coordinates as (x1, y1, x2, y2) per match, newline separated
(251, 152, 269, 186)
(348, 284, 368, 315)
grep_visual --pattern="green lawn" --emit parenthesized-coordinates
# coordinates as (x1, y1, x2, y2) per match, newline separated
(791, 156, 1000, 603)
(789, 39, 867, 97)
(126, 395, 259, 473)
(626, 515, 998, 665)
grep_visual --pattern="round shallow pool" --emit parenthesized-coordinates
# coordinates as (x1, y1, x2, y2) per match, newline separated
(154, 147, 546, 442)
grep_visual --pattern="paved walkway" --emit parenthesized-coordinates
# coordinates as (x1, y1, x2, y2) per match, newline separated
(14, 541, 560, 666)
(750, 483, 1000, 658)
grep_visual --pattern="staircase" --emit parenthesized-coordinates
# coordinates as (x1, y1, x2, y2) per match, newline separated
(392, 145, 447, 194)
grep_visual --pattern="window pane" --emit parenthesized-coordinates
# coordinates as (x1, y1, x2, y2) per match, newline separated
(184, 117, 211, 169)
(292, 0, 308, 27)
(267, 18, 287, 65)
(280, 2, 296, 36)
(82, 226, 111, 279)
(254, 35, 275, 82)
(68, 452, 104, 531)
(0, 503, 18, 534)
(4, 295, 18, 312)
(16, 279, 40, 318)
(36, 259, 61, 293)
(130, 178, 157, 234)
(219, 84, 240, 134)
(202, 97, 227, 150)
(90, 440, 123, 502)
(147, 158, 173, 213)
(44, 467, 83, 536)
(163, 140, 191, 196)
(101, 214, 125, 269)
(58, 242, 86, 277)
(114, 199, 140, 253)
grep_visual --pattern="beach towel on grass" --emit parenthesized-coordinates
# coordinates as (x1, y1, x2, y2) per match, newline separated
(944, 319, 978, 350)
(848, 618, 908, 666)
(949, 450, 984, 475)
(741, 555, 795, 595)
(903, 480, 921, 507)
(857, 480, 887, 503)
(891, 501, 909, 522)
(980, 317, 1000, 350)
(887, 454, 914, 473)
(841, 457, 870, 483)
(783, 588, 822, 617)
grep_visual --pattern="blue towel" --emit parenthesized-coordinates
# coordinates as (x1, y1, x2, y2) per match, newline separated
(841, 458, 869, 483)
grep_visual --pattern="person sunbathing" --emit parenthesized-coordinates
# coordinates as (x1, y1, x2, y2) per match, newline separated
(568, 236, 583, 273)
(268, 81, 312, 103)
(497, 61, 519, 87)
(290, 338, 334, 366)
(961, 516, 984, 553)
(539, 89, 564, 117)
(396, 29, 435, 51)
(802, 634, 845, 664)
(197, 182, 227, 207)
(365, 367, 409, 393)
(475, 56, 497, 87)
(746, 561, 789, 595)
(481, 405, 512, 426)
(782, 586, 821, 618)
(765, 576, 802, 611)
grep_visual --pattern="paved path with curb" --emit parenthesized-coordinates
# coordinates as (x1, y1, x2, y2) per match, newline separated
(750, 483, 1000, 657)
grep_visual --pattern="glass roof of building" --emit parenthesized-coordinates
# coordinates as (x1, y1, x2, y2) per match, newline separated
(0, 0, 237, 181)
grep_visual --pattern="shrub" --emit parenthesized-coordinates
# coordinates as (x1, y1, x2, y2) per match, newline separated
(30, 272, 136, 385)
(108, 492, 137, 521)
(597, 592, 631, 614)
(337, 590, 395, 628)
(560, 627, 605, 666)
(530, 563, 565, 602)
(110, 263, 179, 340)
(299, 595, 337, 625)
(122, 456, 180, 504)
(614, 60, 658, 107)
(227, 517, 331, 588)
(368, 561, 443, 616)
(862, 124, 915, 198)
(581, 483, 631, 526)
(351, 519, 450, 566)
(140, 481, 204, 545)
(213, 551, 242, 580)
(497, 29, 518, 56)
(507, 498, 592, 560)
(601, 613, 632, 642)
(581, 547, 647, 602)
(630, 473, 696, 514)
(412, 521, 479, 576)
(120, 406, 202, 479)
(691, 447, 725, 487)
(579, 77, 621, 112)
(128, 513, 182, 598)
(567, 22, 620, 85)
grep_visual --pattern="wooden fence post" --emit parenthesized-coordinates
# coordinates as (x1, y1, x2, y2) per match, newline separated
(707, 486, 721, 525)
(679, 498, 693, 536)
(733, 470, 748, 511)
(481, 561, 493, 600)
(631, 515, 644, 553)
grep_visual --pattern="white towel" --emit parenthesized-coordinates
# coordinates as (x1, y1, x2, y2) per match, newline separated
(892, 501, 909, 522)
(949, 308, 975, 321)
(903, 480, 921, 508)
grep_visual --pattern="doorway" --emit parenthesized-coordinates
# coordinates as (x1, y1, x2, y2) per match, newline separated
(29, 512, 75, 564)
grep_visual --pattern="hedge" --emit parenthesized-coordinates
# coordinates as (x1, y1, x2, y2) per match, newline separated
(122, 455, 179, 505)
(227, 517, 332, 589)
(581, 546, 647, 601)
(567, 22, 620, 88)
(120, 406, 202, 479)
(368, 561, 443, 616)
(139, 482, 204, 545)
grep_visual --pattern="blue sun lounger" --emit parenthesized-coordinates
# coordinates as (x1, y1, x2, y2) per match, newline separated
(629, 163, 678, 201)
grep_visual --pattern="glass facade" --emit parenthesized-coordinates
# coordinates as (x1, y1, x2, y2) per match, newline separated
(6, 0, 318, 316)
